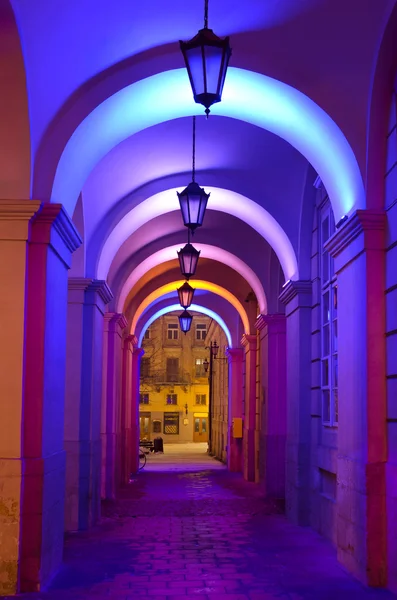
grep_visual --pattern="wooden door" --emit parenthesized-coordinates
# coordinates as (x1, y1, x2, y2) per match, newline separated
(139, 413, 151, 440)
(193, 417, 208, 442)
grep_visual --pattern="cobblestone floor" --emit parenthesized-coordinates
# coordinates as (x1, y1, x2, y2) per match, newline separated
(7, 446, 396, 600)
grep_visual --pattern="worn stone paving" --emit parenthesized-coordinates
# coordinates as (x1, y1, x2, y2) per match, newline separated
(6, 446, 396, 600)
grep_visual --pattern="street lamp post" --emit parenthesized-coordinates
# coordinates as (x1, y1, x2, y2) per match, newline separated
(203, 341, 219, 455)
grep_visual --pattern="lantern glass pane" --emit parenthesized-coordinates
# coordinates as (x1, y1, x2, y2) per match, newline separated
(203, 45, 224, 94)
(185, 46, 205, 95)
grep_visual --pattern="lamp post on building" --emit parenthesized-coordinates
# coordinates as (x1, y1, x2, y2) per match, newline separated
(203, 341, 219, 455)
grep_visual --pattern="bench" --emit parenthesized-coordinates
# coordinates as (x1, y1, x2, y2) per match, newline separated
(139, 440, 154, 452)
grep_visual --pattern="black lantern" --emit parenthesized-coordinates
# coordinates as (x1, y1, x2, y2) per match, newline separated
(177, 240, 200, 280)
(180, 0, 232, 117)
(203, 358, 209, 373)
(177, 116, 210, 232)
(211, 340, 219, 356)
(177, 281, 195, 309)
(179, 310, 193, 334)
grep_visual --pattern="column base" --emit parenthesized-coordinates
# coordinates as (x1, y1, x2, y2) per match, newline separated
(227, 428, 242, 472)
(101, 432, 117, 500)
(260, 433, 286, 499)
(64, 439, 101, 531)
(243, 428, 256, 482)
(20, 451, 66, 593)
(336, 456, 387, 587)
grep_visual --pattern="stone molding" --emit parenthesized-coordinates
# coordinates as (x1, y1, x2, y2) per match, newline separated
(325, 209, 386, 258)
(133, 346, 145, 358)
(0, 199, 42, 221)
(68, 277, 92, 292)
(104, 312, 128, 331)
(279, 280, 312, 306)
(226, 347, 244, 363)
(0, 199, 42, 241)
(87, 280, 113, 305)
(31, 204, 82, 253)
(124, 334, 138, 348)
(240, 334, 257, 351)
(255, 313, 286, 332)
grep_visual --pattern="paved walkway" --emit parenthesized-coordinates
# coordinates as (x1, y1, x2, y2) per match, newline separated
(7, 444, 396, 599)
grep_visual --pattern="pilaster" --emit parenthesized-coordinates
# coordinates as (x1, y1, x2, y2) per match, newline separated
(241, 334, 257, 482)
(226, 348, 244, 473)
(131, 346, 145, 474)
(279, 280, 312, 525)
(0, 200, 41, 596)
(101, 313, 128, 499)
(121, 334, 138, 484)
(255, 314, 287, 500)
(325, 209, 387, 586)
(65, 278, 113, 531)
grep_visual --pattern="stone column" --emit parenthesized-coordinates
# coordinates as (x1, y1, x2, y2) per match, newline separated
(101, 313, 127, 499)
(241, 334, 257, 482)
(131, 346, 144, 474)
(226, 348, 244, 473)
(325, 210, 387, 586)
(0, 200, 41, 595)
(120, 334, 137, 484)
(279, 280, 312, 525)
(256, 314, 287, 499)
(64, 278, 112, 531)
(24, 204, 81, 592)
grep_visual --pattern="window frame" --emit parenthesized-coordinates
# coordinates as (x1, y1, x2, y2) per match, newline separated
(195, 393, 207, 405)
(319, 202, 338, 427)
(139, 393, 149, 405)
(167, 323, 179, 340)
(165, 393, 178, 405)
(195, 323, 207, 341)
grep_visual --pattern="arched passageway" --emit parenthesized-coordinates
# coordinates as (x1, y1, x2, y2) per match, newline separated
(1, 0, 397, 596)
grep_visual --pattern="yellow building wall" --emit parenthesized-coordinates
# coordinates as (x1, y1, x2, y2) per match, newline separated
(139, 312, 210, 443)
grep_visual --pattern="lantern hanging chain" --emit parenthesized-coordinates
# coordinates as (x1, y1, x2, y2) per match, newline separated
(192, 115, 196, 183)
(204, 0, 209, 28)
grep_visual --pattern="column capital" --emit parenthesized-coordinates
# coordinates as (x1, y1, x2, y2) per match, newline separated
(104, 312, 128, 332)
(279, 280, 311, 308)
(124, 334, 138, 349)
(31, 204, 82, 253)
(86, 280, 113, 305)
(68, 277, 92, 292)
(240, 333, 257, 350)
(325, 209, 386, 265)
(0, 199, 41, 240)
(133, 346, 144, 359)
(226, 347, 244, 363)
(255, 313, 286, 333)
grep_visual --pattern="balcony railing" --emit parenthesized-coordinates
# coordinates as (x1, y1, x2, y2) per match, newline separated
(140, 369, 191, 386)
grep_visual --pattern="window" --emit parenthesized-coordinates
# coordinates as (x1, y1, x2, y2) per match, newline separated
(166, 393, 178, 405)
(167, 323, 179, 340)
(139, 393, 149, 405)
(195, 394, 207, 405)
(152, 420, 162, 433)
(320, 204, 338, 426)
(195, 358, 206, 377)
(143, 328, 151, 340)
(164, 412, 179, 434)
(196, 323, 207, 340)
(140, 358, 150, 378)
(166, 357, 179, 382)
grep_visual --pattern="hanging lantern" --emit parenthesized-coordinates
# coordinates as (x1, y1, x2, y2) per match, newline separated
(177, 181, 210, 232)
(177, 242, 200, 280)
(177, 116, 210, 232)
(180, 0, 232, 117)
(179, 310, 193, 334)
(177, 281, 195, 309)
(203, 358, 209, 373)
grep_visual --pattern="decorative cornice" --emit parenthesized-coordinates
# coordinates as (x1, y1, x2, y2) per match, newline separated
(104, 312, 128, 330)
(32, 204, 82, 253)
(226, 347, 244, 362)
(87, 280, 113, 305)
(240, 333, 257, 350)
(68, 277, 92, 292)
(325, 209, 386, 258)
(255, 313, 286, 331)
(0, 199, 41, 221)
(279, 280, 311, 306)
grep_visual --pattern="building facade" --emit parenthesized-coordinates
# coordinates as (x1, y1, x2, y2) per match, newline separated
(139, 313, 210, 444)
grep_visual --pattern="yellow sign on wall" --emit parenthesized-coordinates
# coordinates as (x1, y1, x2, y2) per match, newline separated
(232, 418, 243, 438)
